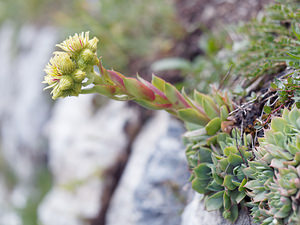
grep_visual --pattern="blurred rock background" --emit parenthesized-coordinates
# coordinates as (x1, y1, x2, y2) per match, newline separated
(0, 0, 271, 225)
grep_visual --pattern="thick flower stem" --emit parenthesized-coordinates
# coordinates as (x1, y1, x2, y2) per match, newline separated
(44, 32, 234, 127)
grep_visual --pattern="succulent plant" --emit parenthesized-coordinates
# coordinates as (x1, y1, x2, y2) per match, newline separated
(42, 3, 300, 222)
(44, 32, 251, 223)
(244, 107, 300, 225)
(184, 116, 253, 222)
(233, 0, 300, 79)
(43, 32, 236, 129)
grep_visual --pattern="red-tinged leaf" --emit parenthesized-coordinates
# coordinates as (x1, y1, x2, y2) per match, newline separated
(107, 70, 126, 88)
(98, 60, 105, 76)
(165, 82, 190, 108)
(214, 91, 227, 107)
(176, 91, 191, 108)
(274, 204, 291, 218)
(123, 77, 155, 101)
(182, 89, 208, 117)
(137, 75, 168, 100)
(295, 152, 300, 162)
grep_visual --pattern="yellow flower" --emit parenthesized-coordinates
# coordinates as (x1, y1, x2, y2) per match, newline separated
(43, 52, 81, 99)
(56, 32, 99, 54)
(43, 31, 99, 99)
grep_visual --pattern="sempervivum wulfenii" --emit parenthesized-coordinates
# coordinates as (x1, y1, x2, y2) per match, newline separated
(244, 107, 300, 225)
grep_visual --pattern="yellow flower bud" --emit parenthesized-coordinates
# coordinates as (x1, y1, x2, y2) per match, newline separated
(88, 37, 99, 52)
(44, 31, 100, 99)
(51, 85, 64, 100)
(52, 52, 75, 74)
(59, 76, 74, 91)
(80, 48, 96, 63)
(73, 70, 87, 82)
(56, 32, 90, 54)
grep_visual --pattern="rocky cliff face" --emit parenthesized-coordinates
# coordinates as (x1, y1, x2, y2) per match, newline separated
(0, 23, 255, 225)
(40, 98, 254, 225)
(106, 111, 189, 225)
(0, 23, 56, 225)
(0, 1, 271, 221)
(39, 99, 138, 225)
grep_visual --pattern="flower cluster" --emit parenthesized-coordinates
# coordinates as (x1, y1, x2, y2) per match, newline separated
(43, 32, 98, 99)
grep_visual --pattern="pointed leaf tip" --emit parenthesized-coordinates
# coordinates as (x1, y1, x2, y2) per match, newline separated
(107, 70, 125, 88)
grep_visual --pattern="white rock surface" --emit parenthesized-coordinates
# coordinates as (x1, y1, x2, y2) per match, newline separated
(38, 99, 136, 225)
(0, 20, 255, 225)
(106, 111, 190, 225)
(0, 24, 56, 180)
(0, 23, 57, 225)
(181, 193, 253, 225)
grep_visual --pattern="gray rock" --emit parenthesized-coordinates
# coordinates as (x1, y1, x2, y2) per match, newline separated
(38, 99, 137, 225)
(0, 23, 57, 225)
(0, 24, 56, 180)
(106, 111, 190, 225)
(181, 194, 254, 225)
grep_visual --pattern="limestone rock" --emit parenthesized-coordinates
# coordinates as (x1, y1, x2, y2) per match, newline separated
(0, 23, 57, 225)
(106, 111, 190, 225)
(38, 99, 136, 225)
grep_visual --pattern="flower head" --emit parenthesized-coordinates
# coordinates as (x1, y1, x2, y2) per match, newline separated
(56, 32, 98, 54)
(43, 32, 99, 99)
(43, 52, 80, 99)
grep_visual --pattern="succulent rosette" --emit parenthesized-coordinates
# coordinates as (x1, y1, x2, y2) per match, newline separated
(184, 108, 252, 222)
(244, 107, 300, 225)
